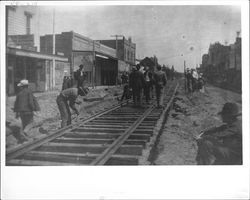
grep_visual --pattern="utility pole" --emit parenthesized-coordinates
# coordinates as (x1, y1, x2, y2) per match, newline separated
(6, 7, 9, 95)
(110, 35, 124, 58)
(92, 40, 95, 89)
(184, 60, 186, 93)
(52, 8, 56, 89)
(110, 35, 123, 86)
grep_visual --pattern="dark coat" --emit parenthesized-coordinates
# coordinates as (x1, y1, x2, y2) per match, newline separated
(143, 71, 153, 82)
(14, 88, 40, 112)
(153, 70, 167, 87)
(74, 69, 87, 88)
(129, 70, 145, 89)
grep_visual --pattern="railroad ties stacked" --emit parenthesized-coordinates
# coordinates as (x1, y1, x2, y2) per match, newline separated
(6, 81, 179, 166)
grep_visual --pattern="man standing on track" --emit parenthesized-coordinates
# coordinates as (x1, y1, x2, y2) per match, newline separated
(56, 87, 86, 128)
(153, 65, 167, 108)
(14, 79, 40, 140)
(129, 64, 145, 107)
(143, 66, 153, 105)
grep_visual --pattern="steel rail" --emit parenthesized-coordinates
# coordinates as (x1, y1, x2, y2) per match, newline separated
(90, 105, 155, 165)
(6, 81, 179, 165)
(6, 101, 128, 161)
(91, 82, 179, 165)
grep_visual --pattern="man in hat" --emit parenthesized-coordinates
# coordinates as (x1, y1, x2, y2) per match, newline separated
(14, 79, 40, 140)
(153, 65, 167, 108)
(56, 87, 86, 128)
(143, 66, 153, 104)
(74, 64, 87, 88)
(196, 102, 242, 165)
(186, 68, 192, 93)
(129, 64, 145, 107)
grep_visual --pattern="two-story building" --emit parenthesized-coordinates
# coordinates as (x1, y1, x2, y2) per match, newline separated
(40, 31, 118, 86)
(98, 36, 136, 72)
(6, 6, 69, 95)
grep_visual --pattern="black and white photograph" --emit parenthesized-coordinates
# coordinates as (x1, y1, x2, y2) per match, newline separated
(1, 0, 249, 199)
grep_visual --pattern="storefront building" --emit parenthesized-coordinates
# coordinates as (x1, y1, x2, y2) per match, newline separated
(40, 31, 118, 87)
(7, 47, 69, 95)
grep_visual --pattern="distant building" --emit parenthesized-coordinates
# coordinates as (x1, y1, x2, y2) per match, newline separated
(229, 36, 241, 71)
(200, 33, 242, 92)
(201, 54, 209, 69)
(98, 36, 136, 72)
(7, 6, 39, 51)
(207, 42, 230, 71)
(6, 6, 69, 95)
(40, 31, 118, 86)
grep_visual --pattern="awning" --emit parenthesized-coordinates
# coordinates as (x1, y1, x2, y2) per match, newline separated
(7, 47, 68, 62)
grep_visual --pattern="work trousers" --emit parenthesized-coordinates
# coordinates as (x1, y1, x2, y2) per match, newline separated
(120, 84, 130, 102)
(20, 112, 34, 134)
(191, 78, 197, 92)
(144, 81, 151, 103)
(187, 79, 192, 93)
(132, 87, 142, 106)
(155, 85, 164, 107)
(56, 95, 71, 128)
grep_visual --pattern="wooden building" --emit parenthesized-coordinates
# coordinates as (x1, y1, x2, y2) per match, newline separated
(40, 31, 118, 86)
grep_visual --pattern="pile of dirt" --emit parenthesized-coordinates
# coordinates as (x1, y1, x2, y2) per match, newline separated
(153, 83, 242, 165)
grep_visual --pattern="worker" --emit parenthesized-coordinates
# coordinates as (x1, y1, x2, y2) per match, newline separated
(13, 79, 40, 140)
(143, 66, 153, 104)
(74, 64, 87, 88)
(153, 65, 167, 108)
(186, 68, 192, 93)
(129, 64, 145, 107)
(56, 87, 86, 128)
(195, 102, 242, 165)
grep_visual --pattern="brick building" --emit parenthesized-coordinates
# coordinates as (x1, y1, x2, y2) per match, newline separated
(6, 6, 69, 95)
(40, 31, 118, 86)
(201, 34, 242, 92)
(98, 36, 136, 72)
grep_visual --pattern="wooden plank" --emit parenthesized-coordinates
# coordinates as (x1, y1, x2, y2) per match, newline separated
(7, 159, 79, 166)
(19, 151, 94, 165)
(53, 137, 115, 144)
(63, 132, 120, 139)
(36, 143, 143, 156)
(72, 127, 127, 132)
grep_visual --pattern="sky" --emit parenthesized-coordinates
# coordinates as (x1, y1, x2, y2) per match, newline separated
(34, 5, 241, 72)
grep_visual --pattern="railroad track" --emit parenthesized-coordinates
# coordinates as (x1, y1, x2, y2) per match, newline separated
(6, 81, 179, 166)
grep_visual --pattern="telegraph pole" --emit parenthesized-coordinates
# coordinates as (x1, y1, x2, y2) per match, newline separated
(92, 40, 95, 89)
(110, 35, 124, 58)
(184, 60, 186, 93)
(52, 8, 56, 89)
(110, 35, 123, 85)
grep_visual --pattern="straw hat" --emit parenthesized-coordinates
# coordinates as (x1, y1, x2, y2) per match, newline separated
(17, 79, 29, 87)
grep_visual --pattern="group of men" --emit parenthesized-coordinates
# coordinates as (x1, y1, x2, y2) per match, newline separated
(185, 68, 205, 93)
(13, 64, 89, 142)
(119, 64, 167, 108)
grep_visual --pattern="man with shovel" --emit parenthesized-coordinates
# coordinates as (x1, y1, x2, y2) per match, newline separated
(56, 87, 86, 128)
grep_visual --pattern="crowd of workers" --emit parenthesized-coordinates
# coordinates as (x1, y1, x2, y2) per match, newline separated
(11, 63, 242, 165)
(119, 64, 167, 108)
(185, 68, 205, 93)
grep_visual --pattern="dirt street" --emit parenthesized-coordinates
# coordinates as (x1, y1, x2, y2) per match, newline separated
(153, 82, 242, 165)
